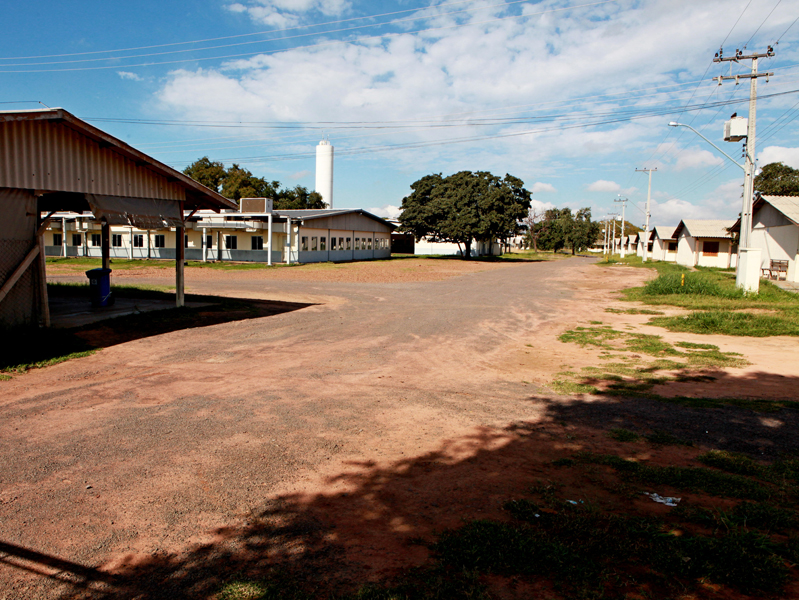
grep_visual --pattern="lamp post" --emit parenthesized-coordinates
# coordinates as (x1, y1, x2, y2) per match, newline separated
(667, 121, 758, 293)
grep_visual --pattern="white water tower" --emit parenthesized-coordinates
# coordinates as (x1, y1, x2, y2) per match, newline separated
(315, 139, 334, 209)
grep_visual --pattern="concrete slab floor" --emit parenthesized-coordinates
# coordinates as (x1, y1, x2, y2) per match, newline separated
(48, 296, 214, 328)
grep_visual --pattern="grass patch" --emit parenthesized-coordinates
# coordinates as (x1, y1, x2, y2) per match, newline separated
(650, 310, 799, 337)
(645, 430, 693, 446)
(605, 307, 665, 315)
(578, 452, 772, 500)
(550, 379, 598, 395)
(608, 427, 640, 442)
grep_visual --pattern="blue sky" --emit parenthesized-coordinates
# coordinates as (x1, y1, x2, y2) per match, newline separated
(3, 0, 799, 227)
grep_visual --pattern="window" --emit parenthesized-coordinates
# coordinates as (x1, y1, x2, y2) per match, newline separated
(225, 235, 237, 249)
(252, 236, 264, 250)
(133, 234, 144, 248)
(185, 235, 190, 248)
(367, 237, 372, 250)
(52, 233, 62, 246)
(154, 234, 165, 248)
(667, 241, 677, 252)
(346, 237, 351, 250)
(301, 236, 308, 251)
(331, 237, 337, 251)
(311, 237, 318, 251)
(355, 238, 360, 250)
(205, 235, 213, 249)
(72, 234, 82, 247)
(338, 237, 344, 250)
(91, 233, 101, 247)
(320, 236, 326, 251)
(702, 241, 719, 256)
(112, 234, 122, 247)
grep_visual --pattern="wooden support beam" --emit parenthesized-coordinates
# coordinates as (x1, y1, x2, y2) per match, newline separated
(176, 203, 185, 308)
(101, 222, 110, 270)
(0, 245, 40, 304)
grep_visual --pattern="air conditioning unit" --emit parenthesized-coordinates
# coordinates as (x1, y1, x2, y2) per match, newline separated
(724, 117, 748, 142)
(240, 197, 273, 213)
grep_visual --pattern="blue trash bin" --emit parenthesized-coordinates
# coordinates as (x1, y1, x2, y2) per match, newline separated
(85, 268, 114, 307)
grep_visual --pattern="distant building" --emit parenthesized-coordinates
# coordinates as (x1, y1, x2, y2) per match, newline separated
(673, 219, 738, 268)
(649, 226, 678, 262)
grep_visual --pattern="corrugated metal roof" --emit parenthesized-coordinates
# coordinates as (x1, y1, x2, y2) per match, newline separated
(277, 208, 395, 229)
(674, 219, 735, 239)
(762, 195, 799, 225)
(650, 225, 676, 240)
(0, 108, 235, 212)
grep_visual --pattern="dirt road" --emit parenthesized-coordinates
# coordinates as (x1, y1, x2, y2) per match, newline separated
(2, 257, 798, 599)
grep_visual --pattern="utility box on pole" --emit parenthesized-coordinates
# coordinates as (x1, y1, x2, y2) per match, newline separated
(724, 117, 748, 142)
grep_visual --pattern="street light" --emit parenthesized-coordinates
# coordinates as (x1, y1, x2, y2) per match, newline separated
(667, 122, 744, 171)
(667, 121, 760, 293)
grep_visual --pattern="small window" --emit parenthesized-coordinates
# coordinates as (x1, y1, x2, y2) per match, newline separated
(71, 233, 82, 246)
(367, 237, 373, 250)
(320, 237, 326, 251)
(91, 233, 101, 247)
(225, 235, 238, 249)
(331, 237, 337, 251)
(346, 237, 351, 250)
(185, 235, 190, 248)
(205, 235, 213, 249)
(311, 236, 318, 251)
(133, 234, 144, 248)
(154, 234, 165, 248)
(355, 238, 360, 250)
(251, 236, 264, 250)
(702, 241, 719, 256)
(112, 234, 122, 247)
(667, 241, 677, 252)
(338, 237, 344, 250)
(52, 233, 62, 246)
(301, 236, 308, 251)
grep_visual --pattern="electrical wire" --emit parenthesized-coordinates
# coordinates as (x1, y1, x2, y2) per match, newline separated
(743, 0, 781, 49)
(0, 0, 614, 73)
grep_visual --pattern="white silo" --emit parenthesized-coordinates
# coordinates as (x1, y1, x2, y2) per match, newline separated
(315, 139, 334, 209)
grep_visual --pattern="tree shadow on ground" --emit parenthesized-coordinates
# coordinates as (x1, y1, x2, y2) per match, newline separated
(0, 293, 314, 372)
(24, 372, 798, 599)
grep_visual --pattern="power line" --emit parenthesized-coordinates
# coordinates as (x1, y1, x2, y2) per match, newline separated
(0, 0, 615, 73)
(743, 0, 781, 49)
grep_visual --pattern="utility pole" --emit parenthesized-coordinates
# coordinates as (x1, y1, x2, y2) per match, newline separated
(714, 46, 774, 292)
(608, 212, 619, 255)
(635, 168, 656, 262)
(603, 220, 609, 255)
(614, 195, 628, 258)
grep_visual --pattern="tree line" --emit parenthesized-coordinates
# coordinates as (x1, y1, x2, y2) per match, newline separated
(183, 157, 327, 210)
(399, 170, 604, 258)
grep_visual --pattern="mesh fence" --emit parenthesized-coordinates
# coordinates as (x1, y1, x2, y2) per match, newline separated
(0, 239, 40, 328)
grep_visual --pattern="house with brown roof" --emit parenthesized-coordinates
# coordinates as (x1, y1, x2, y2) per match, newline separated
(673, 219, 738, 268)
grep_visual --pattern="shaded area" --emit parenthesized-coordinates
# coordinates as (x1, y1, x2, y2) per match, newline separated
(35, 386, 799, 600)
(0, 288, 314, 372)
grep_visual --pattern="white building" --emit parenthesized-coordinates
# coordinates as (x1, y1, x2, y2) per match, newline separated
(45, 205, 395, 264)
(673, 219, 738, 268)
(734, 194, 799, 283)
(649, 226, 678, 262)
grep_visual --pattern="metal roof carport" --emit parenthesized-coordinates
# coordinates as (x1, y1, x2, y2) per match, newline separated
(0, 108, 236, 328)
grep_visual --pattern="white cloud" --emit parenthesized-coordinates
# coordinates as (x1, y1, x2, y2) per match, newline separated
(368, 204, 401, 219)
(529, 198, 555, 213)
(117, 71, 143, 81)
(228, 0, 351, 27)
(587, 180, 621, 192)
(290, 170, 311, 180)
(758, 146, 799, 170)
(674, 147, 723, 172)
(531, 182, 556, 193)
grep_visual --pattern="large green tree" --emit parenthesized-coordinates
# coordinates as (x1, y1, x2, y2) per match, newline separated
(754, 162, 799, 196)
(534, 207, 602, 254)
(183, 158, 326, 209)
(399, 171, 531, 259)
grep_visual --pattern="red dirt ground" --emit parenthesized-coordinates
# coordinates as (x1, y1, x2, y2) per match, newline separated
(2, 257, 798, 599)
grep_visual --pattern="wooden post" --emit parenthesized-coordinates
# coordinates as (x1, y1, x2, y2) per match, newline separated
(176, 223, 185, 308)
(38, 219, 51, 327)
(101, 222, 110, 270)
